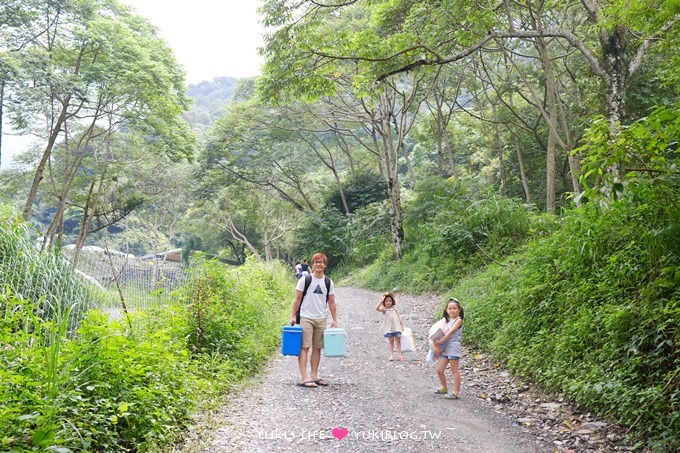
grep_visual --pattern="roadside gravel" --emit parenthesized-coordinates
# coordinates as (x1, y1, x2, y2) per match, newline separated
(175, 286, 636, 453)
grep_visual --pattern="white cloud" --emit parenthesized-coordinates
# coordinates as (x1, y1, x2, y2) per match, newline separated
(1, 1, 265, 168)
(120, 0, 265, 84)
(0, 131, 37, 170)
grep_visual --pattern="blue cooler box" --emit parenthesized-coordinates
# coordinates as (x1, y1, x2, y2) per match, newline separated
(281, 325, 302, 356)
(323, 328, 346, 357)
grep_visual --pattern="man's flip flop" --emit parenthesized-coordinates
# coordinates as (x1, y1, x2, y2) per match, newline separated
(314, 379, 329, 386)
(297, 381, 317, 388)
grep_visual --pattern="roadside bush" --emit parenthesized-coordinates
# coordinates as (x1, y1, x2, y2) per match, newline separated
(1, 207, 294, 451)
(57, 312, 195, 451)
(362, 178, 546, 293)
(0, 292, 46, 450)
(181, 256, 291, 376)
(458, 189, 679, 450)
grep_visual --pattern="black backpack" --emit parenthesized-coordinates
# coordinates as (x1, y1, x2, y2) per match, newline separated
(296, 274, 331, 324)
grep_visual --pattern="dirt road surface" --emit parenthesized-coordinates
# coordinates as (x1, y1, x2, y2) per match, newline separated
(177, 286, 556, 452)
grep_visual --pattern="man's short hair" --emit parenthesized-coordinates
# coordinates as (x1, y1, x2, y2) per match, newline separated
(311, 252, 327, 265)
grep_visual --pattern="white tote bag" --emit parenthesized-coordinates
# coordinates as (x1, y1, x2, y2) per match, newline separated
(400, 327, 416, 352)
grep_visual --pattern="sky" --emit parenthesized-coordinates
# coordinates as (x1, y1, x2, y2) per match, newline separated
(1, 0, 265, 169)
(120, 0, 265, 84)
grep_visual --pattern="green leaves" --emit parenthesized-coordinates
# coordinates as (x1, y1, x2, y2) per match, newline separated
(181, 257, 291, 363)
(575, 104, 680, 204)
(0, 211, 293, 451)
(457, 185, 680, 448)
(4, 0, 196, 231)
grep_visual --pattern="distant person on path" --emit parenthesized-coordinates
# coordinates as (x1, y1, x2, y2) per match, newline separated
(294, 261, 302, 278)
(290, 253, 338, 388)
(432, 298, 464, 399)
(299, 259, 309, 275)
(375, 292, 405, 361)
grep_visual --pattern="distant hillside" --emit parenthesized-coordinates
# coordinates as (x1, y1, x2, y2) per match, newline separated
(184, 77, 237, 137)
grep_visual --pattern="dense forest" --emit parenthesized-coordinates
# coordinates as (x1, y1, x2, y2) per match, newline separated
(0, 0, 678, 451)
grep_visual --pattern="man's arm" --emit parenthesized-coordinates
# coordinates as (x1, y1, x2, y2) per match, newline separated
(290, 290, 303, 325)
(328, 293, 338, 327)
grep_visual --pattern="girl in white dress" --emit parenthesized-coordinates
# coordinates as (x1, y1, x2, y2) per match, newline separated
(375, 292, 405, 361)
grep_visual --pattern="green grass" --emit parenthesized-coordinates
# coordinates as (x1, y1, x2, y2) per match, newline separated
(0, 208, 294, 451)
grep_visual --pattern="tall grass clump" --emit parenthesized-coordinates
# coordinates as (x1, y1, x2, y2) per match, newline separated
(0, 205, 101, 325)
(1, 205, 296, 451)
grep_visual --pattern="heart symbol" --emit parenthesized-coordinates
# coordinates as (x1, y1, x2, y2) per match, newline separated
(332, 427, 348, 440)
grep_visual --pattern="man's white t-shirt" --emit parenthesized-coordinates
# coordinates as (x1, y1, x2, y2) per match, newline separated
(296, 275, 335, 319)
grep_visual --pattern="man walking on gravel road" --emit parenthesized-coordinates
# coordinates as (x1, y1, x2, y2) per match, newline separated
(290, 252, 338, 388)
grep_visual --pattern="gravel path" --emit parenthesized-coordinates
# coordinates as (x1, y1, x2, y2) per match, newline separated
(177, 286, 552, 452)
(176, 286, 638, 452)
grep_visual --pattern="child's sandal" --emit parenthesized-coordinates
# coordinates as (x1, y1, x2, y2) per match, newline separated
(434, 388, 448, 394)
(446, 393, 460, 399)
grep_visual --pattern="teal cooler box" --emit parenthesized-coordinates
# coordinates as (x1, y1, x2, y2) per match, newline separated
(323, 328, 346, 357)
(281, 325, 302, 356)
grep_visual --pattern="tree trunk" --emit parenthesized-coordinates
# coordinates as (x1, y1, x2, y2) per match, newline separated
(73, 178, 98, 265)
(43, 121, 98, 247)
(263, 231, 273, 263)
(74, 165, 108, 265)
(436, 130, 445, 176)
(515, 136, 531, 204)
(529, 30, 560, 213)
(402, 143, 417, 188)
(151, 230, 161, 290)
(600, 26, 628, 182)
(225, 216, 262, 261)
(492, 107, 507, 195)
(568, 152, 582, 196)
(22, 96, 71, 220)
(545, 125, 557, 213)
(444, 130, 456, 178)
(378, 93, 404, 260)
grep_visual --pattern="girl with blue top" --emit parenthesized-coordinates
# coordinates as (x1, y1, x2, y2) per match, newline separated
(432, 298, 464, 399)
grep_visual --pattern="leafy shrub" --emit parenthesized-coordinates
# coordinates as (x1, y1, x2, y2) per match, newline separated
(459, 188, 679, 450)
(576, 103, 680, 204)
(0, 291, 46, 450)
(57, 312, 195, 451)
(181, 257, 291, 375)
(325, 169, 387, 213)
(0, 208, 295, 451)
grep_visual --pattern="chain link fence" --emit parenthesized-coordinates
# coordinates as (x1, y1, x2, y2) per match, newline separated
(62, 246, 190, 319)
(1, 235, 190, 333)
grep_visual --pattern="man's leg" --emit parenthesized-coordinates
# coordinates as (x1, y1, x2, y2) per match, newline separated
(309, 317, 326, 383)
(310, 347, 322, 380)
(298, 317, 315, 385)
(298, 347, 309, 383)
